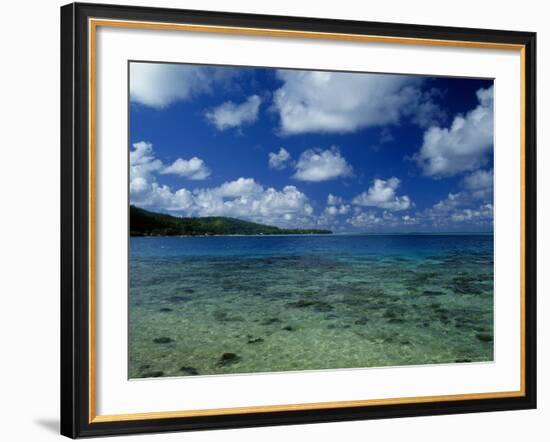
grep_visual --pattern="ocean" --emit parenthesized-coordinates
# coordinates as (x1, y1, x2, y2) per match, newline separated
(129, 234, 494, 378)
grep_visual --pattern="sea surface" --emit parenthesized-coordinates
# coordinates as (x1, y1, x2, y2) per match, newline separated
(129, 234, 494, 378)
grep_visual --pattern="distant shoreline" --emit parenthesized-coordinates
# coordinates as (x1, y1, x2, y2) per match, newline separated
(130, 205, 332, 236)
(130, 233, 333, 238)
(130, 205, 493, 237)
(130, 232, 493, 238)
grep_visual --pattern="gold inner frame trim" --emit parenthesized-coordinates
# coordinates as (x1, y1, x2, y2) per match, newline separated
(88, 18, 527, 424)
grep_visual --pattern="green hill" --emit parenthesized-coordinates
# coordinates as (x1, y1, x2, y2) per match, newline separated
(130, 205, 332, 236)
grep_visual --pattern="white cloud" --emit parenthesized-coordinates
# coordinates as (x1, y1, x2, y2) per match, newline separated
(129, 144, 315, 227)
(293, 147, 353, 182)
(130, 141, 211, 208)
(347, 210, 385, 228)
(129, 141, 162, 171)
(423, 168, 493, 224)
(129, 141, 164, 196)
(432, 192, 467, 213)
(352, 177, 412, 211)
(347, 210, 419, 229)
(325, 204, 350, 216)
(272, 70, 426, 135)
(327, 194, 343, 205)
(415, 86, 494, 177)
(404, 87, 447, 129)
(192, 181, 314, 226)
(322, 194, 350, 217)
(268, 148, 291, 170)
(425, 194, 493, 225)
(130, 63, 238, 109)
(215, 177, 263, 197)
(450, 204, 493, 223)
(401, 215, 419, 225)
(205, 95, 262, 130)
(463, 169, 493, 200)
(161, 157, 211, 180)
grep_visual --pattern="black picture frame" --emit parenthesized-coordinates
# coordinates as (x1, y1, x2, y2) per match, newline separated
(61, 2, 537, 438)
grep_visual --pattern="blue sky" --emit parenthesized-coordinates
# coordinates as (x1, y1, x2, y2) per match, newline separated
(129, 61, 494, 232)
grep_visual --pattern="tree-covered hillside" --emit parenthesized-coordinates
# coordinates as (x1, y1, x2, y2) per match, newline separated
(130, 205, 332, 236)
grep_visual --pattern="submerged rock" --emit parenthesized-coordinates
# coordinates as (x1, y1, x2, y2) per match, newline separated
(218, 352, 241, 366)
(180, 366, 199, 375)
(168, 295, 190, 303)
(214, 311, 244, 322)
(260, 317, 281, 325)
(383, 310, 401, 319)
(411, 271, 438, 283)
(327, 324, 351, 329)
(142, 371, 164, 377)
(286, 299, 333, 312)
(422, 290, 445, 297)
(247, 336, 264, 344)
(476, 332, 493, 342)
(354, 317, 369, 325)
(446, 274, 486, 295)
(153, 337, 173, 344)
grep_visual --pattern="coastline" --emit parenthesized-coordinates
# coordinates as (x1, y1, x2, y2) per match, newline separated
(130, 232, 494, 238)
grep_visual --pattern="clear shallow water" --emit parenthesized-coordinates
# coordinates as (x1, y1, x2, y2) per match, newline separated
(129, 234, 494, 378)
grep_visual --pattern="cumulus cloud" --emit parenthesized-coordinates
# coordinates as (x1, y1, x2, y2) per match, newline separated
(130, 141, 164, 197)
(346, 210, 419, 230)
(129, 143, 315, 227)
(347, 210, 384, 228)
(268, 148, 291, 170)
(130, 63, 238, 109)
(272, 70, 434, 135)
(192, 180, 314, 226)
(322, 194, 350, 217)
(404, 87, 447, 129)
(205, 95, 262, 130)
(138, 177, 315, 227)
(215, 177, 263, 197)
(327, 194, 343, 206)
(130, 141, 210, 182)
(420, 167, 493, 227)
(415, 86, 494, 177)
(130, 141, 211, 209)
(422, 195, 493, 226)
(401, 215, 419, 225)
(161, 157, 211, 180)
(462, 169, 493, 200)
(130, 141, 163, 176)
(325, 204, 351, 216)
(293, 147, 353, 182)
(431, 192, 469, 213)
(352, 177, 412, 211)
(450, 204, 493, 223)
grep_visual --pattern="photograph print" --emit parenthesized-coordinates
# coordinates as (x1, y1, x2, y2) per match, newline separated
(128, 61, 494, 379)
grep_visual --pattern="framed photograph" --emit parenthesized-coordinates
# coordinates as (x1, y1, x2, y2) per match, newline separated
(60, 2, 536, 438)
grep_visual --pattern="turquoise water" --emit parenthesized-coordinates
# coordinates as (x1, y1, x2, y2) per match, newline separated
(129, 234, 494, 378)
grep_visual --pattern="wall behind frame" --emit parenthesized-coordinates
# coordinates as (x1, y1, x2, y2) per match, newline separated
(0, 0, 546, 441)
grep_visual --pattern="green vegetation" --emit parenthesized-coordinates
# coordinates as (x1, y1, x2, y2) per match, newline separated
(130, 205, 332, 236)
